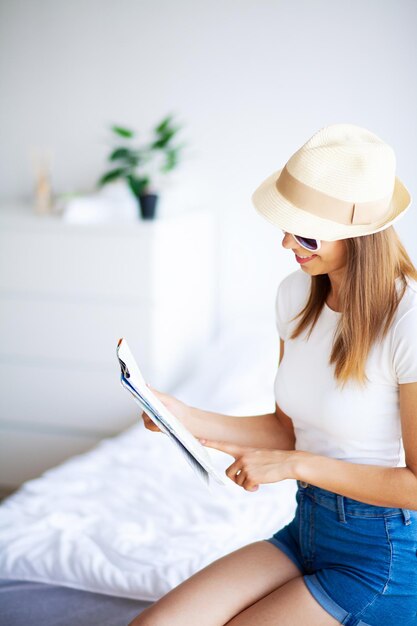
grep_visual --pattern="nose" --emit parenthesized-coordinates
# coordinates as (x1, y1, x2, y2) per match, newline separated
(281, 231, 298, 250)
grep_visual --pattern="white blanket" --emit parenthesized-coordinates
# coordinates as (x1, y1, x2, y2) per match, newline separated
(0, 318, 297, 601)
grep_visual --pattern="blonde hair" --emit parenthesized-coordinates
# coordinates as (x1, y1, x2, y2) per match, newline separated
(288, 227, 417, 389)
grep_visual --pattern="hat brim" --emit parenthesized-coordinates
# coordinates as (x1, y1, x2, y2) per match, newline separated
(251, 168, 412, 241)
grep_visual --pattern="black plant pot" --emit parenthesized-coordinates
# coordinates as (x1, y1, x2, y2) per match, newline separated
(138, 193, 158, 220)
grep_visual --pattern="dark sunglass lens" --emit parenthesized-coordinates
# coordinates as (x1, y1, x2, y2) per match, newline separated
(296, 235, 318, 251)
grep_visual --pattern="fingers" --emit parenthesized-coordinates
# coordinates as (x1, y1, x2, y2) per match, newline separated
(138, 384, 169, 434)
(226, 463, 259, 492)
(197, 438, 241, 456)
(226, 460, 243, 481)
(146, 383, 167, 400)
(231, 467, 259, 492)
(141, 410, 161, 432)
(198, 440, 259, 492)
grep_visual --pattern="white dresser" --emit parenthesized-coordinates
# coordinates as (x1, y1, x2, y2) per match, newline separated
(0, 205, 216, 488)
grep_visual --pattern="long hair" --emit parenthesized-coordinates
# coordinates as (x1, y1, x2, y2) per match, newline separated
(288, 226, 417, 389)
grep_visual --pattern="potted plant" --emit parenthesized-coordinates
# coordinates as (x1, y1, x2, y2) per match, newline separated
(97, 113, 185, 219)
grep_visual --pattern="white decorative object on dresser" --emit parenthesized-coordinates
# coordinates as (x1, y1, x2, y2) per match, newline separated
(0, 205, 216, 488)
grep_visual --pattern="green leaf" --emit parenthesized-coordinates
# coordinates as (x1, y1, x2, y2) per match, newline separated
(151, 126, 180, 150)
(97, 168, 127, 186)
(111, 125, 135, 138)
(127, 174, 150, 197)
(109, 147, 132, 160)
(154, 114, 174, 135)
(161, 148, 179, 172)
(110, 148, 142, 167)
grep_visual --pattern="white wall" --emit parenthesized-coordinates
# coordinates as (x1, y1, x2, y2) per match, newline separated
(1, 0, 416, 332)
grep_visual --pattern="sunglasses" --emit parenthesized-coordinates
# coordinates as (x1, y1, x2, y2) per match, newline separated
(281, 230, 321, 252)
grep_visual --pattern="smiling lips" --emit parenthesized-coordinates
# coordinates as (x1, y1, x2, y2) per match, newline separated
(295, 253, 318, 264)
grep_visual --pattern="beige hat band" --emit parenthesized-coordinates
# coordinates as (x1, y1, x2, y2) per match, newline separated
(275, 165, 393, 226)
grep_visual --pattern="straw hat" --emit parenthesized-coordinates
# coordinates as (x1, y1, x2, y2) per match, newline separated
(251, 123, 412, 241)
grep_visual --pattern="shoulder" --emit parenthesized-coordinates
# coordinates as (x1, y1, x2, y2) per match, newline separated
(392, 277, 417, 335)
(277, 268, 311, 302)
(391, 278, 417, 384)
(395, 276, 417, 317)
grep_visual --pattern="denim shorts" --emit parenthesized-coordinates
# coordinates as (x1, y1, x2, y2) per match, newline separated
(264, 480, 417, 625)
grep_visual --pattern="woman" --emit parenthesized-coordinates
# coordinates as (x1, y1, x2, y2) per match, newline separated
(129, 124, 417, 626)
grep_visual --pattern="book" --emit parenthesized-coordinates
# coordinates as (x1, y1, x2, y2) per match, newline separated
(116, 337, 228, 487)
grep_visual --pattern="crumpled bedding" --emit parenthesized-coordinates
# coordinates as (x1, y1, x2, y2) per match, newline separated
(0, 318, 297, 602)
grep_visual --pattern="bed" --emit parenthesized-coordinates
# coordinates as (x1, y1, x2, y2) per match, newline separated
(0, 317, 298, 626)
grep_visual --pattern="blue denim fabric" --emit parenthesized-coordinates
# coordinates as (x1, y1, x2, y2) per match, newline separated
(265, 480, 417, 625)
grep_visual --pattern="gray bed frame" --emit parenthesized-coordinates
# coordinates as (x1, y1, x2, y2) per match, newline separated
(0, 578, 153, 626)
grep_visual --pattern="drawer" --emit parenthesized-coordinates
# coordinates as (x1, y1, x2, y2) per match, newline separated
(0, 210, 214, 300)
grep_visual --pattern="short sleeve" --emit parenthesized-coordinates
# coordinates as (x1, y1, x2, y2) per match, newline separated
(392, 307, 417, 384)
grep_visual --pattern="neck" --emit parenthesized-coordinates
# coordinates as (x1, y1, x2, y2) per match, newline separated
(327, 269, 345, 309)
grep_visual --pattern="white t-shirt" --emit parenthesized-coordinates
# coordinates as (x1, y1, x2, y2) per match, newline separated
(274, 269, 417, 467)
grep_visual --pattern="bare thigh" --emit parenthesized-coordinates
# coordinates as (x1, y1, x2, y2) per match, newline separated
(127, 540, 303, 626)
(224, 577, 341, 626)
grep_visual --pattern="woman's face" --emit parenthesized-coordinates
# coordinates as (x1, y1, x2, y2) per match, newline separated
(281, 231, 348, 276)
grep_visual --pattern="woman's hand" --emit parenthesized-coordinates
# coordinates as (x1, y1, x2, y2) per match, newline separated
(140, 384, 193, 433)
(197, 438, 296, 492)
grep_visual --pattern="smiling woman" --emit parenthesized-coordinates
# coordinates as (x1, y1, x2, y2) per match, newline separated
(127, 124, 417, 626)
(250, 123, 417, 626)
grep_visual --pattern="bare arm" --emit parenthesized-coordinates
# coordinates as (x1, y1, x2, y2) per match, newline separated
(182, 338, 296, 450)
